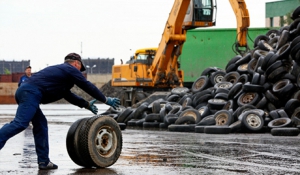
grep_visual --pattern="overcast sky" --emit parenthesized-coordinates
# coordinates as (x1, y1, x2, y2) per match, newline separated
(0, 0, 276, 72)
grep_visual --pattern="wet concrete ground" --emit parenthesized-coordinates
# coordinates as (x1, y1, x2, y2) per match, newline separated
(1, 104, 300, 175)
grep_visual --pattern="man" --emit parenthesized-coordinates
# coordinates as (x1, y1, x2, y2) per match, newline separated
(0, 53, 120, 170)
(18, 65, 32, 87)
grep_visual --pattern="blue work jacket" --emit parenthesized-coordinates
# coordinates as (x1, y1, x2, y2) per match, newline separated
(23, 63, 106, 108)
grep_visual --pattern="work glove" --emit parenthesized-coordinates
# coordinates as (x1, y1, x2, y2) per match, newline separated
(86, 99, 98, 114)
(105, 97, 121, 110)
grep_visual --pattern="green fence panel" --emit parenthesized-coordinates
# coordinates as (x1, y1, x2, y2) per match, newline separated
(180, 28, 272, 87)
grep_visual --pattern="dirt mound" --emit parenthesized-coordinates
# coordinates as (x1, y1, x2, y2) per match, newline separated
(100, 80, 124, 99)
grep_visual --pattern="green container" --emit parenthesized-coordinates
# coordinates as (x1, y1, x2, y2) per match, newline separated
(179, 27, 272, 87)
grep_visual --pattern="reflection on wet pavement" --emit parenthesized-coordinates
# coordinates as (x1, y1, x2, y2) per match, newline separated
(1, 104, 300, 174)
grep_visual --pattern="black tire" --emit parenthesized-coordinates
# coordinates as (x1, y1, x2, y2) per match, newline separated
(268, 118, 292, 128)
(127, 119, 138, 126)
(251, 72, 260, 85)
(243, 82, 264, 93)
(208, 98, 227, 110)
(241, 110, 264, 132)
(152, 101, 161, 114)
(229, 120, 242, 133)
(214, 92, 228, 100)
(234, 104, 257, 121)
(214, 110, 233, 126)
(118, 123, 126, 130)
(226, 55, 242, 70)
(191, 76, 211, 93)
(168, 124, 196, 132)
(226, 63, 238, 73)
(265, 90, 280, 107)
(271, 128, 300, 136)
(197, 106, 210, 122)
(235, 53, 252, 66)
(145, 113, 162, 122)
(227, 82, 243, 99)
(269, 110, 280, 120)
(276, 30, 290, 50)
(237, 63, 249, 75)
(78, 116, 122, 168)
(210, 70, 226, 85)
(117, 108, 133, 123)
(237, 92, 260, 107)
(197, 115, 216, 126)
(175, 116, 196, 125)
(254, 35, 269, 48)
(143, 121, 160, 128)
(276, 42, 291, 60)
(178, 109, 201, 124)
(258, 40, 273, 51)
(214, 82, 233, 90)
(195, 126, 205, 133)
(66, 117, 90, 167)
(171, 87, 190, 96)
(204, 126, 231, 134)
(132, 104, 148, 119)
(226, 73, 241, 86)
(182, 97, 192, 108)
(255, 96, 268, 109)
(192, 93, 213, 107)
(201, 67, 218, 77)
(223, 100, 236, 111)
(236, 74, 249, 84)
(277, 109, 289, 118)
(284, 99, 300, 117)
(166, 94, 180, 102)
(261, 52, 274, 71)
(164, 114, 179, 126)
(247, 58, 258, 75)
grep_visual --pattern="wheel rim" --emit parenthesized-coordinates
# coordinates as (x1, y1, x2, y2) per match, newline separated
(215, 114, 228, 125)
(240, 63, 248, 70)
(214, 75, 224, 83)
(195, 79, 205, 90)
(95, 126, 117, 157)
(218, 83, 230, 89)
(246, 114, 261, 128)
(241, 93, 255, 104)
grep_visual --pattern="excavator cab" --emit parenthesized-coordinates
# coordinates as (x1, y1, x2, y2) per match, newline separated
(183, 0, 216, 29)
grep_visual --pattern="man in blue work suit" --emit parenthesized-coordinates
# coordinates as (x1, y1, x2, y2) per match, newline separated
(0, 53, 120, 170)
(18, 65, 32, 87)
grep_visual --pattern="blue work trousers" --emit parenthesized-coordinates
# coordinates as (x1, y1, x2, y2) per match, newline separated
(0, 84, 49, 164)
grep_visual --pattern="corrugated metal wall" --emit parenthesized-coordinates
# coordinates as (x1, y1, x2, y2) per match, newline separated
(82, 58, 114, 74)
(0, 60, 31, 74)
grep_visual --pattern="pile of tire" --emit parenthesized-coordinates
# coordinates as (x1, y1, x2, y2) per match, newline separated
(103, 6, 300, 136)
(66, 115, 122, 167)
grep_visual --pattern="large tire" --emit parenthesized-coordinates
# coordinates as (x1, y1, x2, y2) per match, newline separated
(66, 117, 90, 167)
(78, 116, 122, 168)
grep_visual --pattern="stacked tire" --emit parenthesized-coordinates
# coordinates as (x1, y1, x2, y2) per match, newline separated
(100, 6, 300, 136)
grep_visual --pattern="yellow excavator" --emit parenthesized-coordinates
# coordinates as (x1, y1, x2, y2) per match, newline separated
(111, 0, 250, 106)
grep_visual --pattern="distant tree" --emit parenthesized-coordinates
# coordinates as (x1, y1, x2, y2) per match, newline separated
(4, 68, 11, 74)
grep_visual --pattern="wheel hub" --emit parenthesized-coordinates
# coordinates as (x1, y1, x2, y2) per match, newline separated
(96, 128, 113, 154)
(246, 114, 261, 128)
